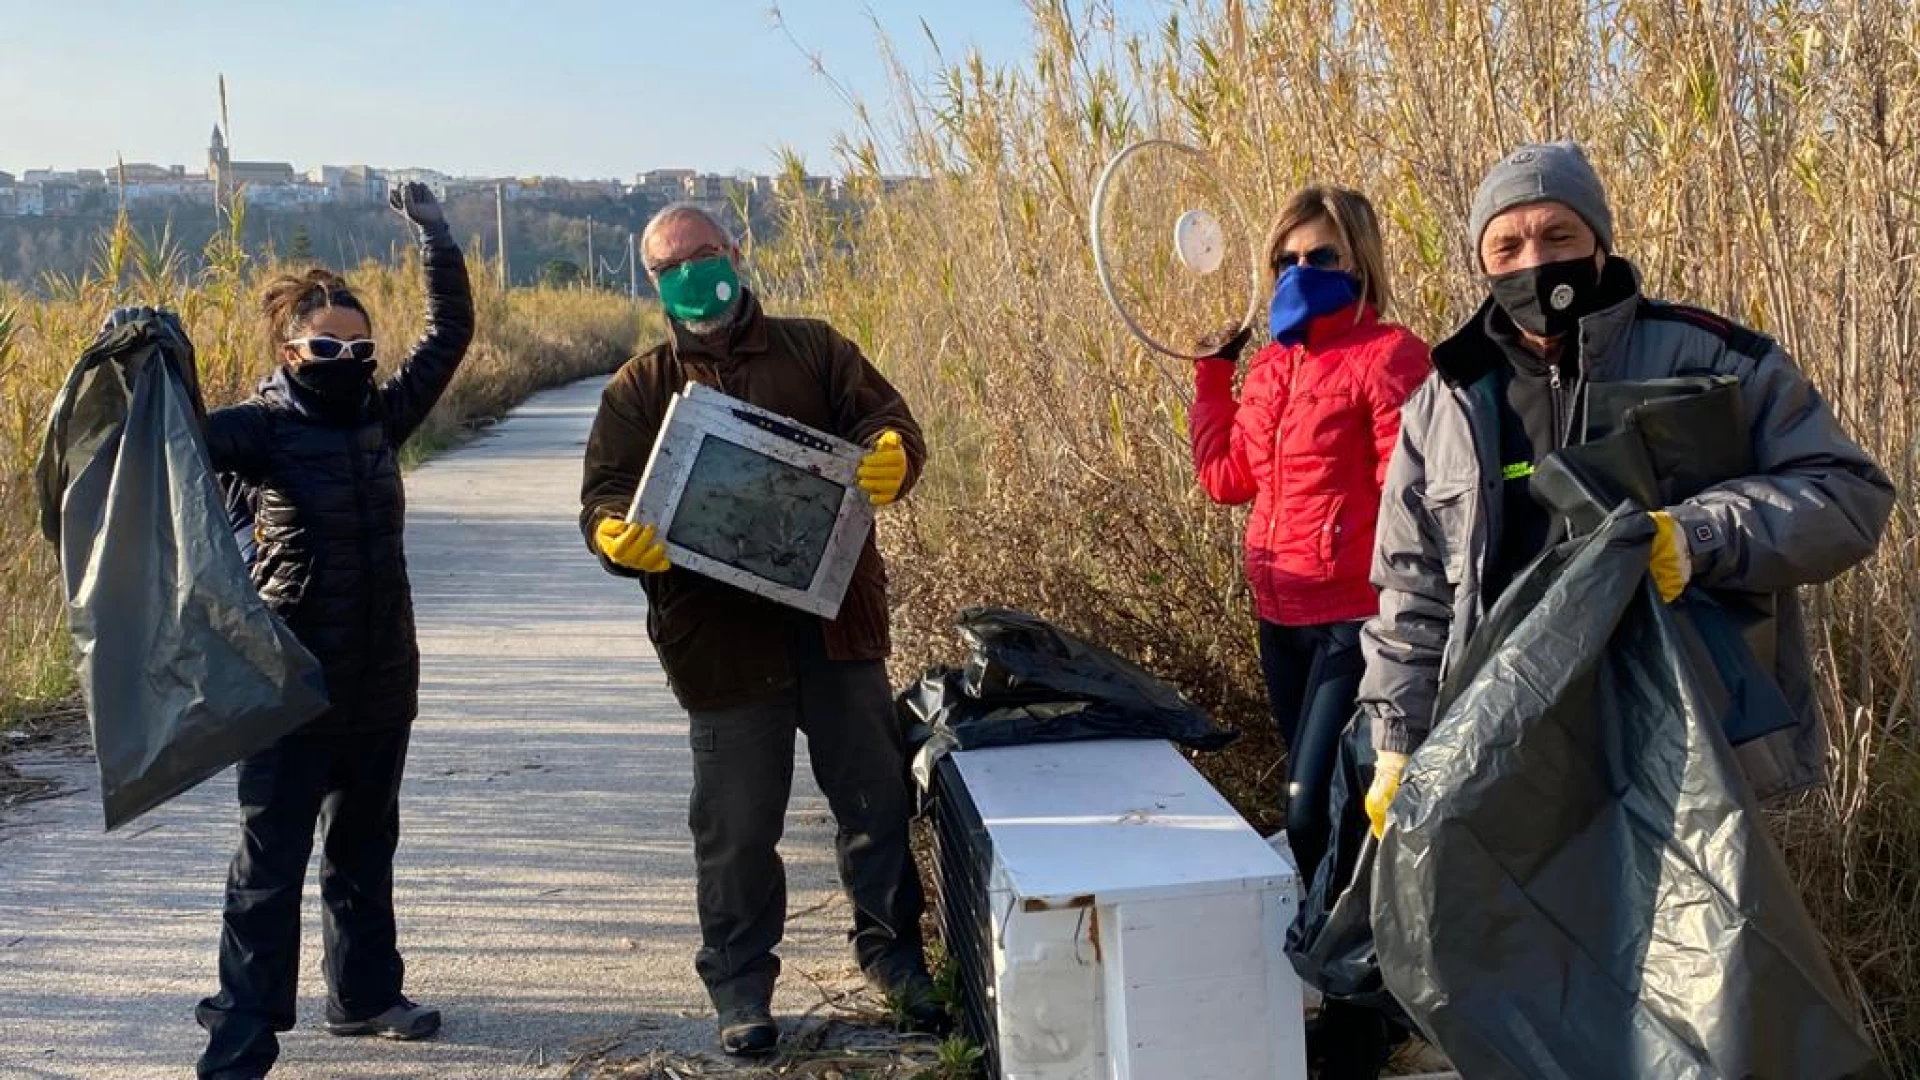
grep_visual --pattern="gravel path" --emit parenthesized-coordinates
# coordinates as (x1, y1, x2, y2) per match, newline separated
(0, 377, 869, 1079)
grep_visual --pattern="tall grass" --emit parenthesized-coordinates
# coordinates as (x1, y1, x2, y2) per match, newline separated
(0, 205, 649, 720)
(756, 0, 1920, 1069)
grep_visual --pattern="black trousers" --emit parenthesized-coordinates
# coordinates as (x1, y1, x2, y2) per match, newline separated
(1258, 619, 1364, 888)
(195, 723, 412, 1079)
(685, 627, 926, 1017)
(1261, 620, 1391, 1078)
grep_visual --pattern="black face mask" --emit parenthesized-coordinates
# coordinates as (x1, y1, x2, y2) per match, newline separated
(1489, 255, 1602, 339)
(288, 356, 374, 405)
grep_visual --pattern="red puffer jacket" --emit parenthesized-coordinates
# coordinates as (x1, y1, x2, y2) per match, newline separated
(1191, 303, 1430, 626)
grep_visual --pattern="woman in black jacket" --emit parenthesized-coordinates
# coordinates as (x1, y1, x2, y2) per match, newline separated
(111, 182, 474, 1080)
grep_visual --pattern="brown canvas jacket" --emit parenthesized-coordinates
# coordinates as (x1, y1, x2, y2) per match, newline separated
(580, 290, 925, 710)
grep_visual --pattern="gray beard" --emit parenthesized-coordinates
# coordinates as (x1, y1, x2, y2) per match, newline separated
(681, 294, 744, 339)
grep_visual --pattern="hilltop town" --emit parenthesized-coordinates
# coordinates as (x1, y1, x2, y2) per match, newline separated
(0, 124, 917, 220)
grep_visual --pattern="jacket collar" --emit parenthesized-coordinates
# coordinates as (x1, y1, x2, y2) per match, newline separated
(1264, 301, 1380, 359)
(1307, 301, 1380, 351)
(1431, 257, 1644, 387)
(259, 364, 374, 426)
(669, 288, 770, 366)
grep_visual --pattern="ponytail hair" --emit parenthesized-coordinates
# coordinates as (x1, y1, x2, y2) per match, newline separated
(259, 267, 369, 342)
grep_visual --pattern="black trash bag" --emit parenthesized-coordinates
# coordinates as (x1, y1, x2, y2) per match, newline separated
(898, 607, 1236, 788)
(35, 313, 328, 831)
(1371, 386, 1883, 1078)
(1285, 712, 1407, 1019)
(1559, 377, 1791, 747)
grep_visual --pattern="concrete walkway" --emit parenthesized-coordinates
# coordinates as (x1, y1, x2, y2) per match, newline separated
(0, 378, 863, 1079)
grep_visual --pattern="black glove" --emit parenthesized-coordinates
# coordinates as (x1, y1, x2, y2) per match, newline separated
(389, 181, 446, 231)
(99, 305, 164, 336)
(1196, 323, 1252, 364)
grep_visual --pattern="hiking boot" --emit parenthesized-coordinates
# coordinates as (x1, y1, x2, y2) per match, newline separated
(718, 1007, 779, 1057)
(324, 997, 442, 1041)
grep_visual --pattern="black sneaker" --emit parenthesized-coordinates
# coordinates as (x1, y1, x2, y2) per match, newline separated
(324, 997, 442, 1041)
(718, 1009, 779, 1057)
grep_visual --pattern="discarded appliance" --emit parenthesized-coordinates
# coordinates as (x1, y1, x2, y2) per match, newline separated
(629, 381, 874, 618)
(929, 738, 1306, 1079)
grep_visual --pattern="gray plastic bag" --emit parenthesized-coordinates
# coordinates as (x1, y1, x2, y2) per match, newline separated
(36, 314, 328, 831)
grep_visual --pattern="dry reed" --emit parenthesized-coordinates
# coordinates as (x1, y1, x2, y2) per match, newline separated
(756, 0, 1919, 1069)
(0, 205, 647, 719)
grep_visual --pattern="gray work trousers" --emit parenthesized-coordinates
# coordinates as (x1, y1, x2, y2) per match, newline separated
(685, 627, 926, 1016)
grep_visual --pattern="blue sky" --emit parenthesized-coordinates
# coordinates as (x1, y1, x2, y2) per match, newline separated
(0, 1, 1159, 179)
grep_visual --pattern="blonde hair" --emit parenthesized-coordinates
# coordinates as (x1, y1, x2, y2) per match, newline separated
(1262, 185, 1393, 317)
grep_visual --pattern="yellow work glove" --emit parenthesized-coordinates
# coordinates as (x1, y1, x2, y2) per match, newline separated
(1365, 751, 1409, 839)
(1649, 511, 1692, 604)
(857, 430, 908, 506)
(595, 516, 671, 574)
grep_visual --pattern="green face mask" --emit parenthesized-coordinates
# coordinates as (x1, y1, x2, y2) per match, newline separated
(657, 256, 741, 324)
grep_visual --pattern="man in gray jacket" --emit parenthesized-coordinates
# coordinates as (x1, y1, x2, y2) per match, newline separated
(1360, 141, 1894, 833)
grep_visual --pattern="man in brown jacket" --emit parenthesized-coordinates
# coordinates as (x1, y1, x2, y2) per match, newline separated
(579, 203, 934, 1057)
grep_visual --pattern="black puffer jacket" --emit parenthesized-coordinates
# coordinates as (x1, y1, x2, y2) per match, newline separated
(206, 227, 473, 732)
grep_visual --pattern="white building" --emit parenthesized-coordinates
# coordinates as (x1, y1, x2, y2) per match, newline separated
(683, 173, 738, 203)
(121, 178, 215, 205)
(23, 168, 107, 188)
(385, 167, 452, 190)
(307, 164, 387, 204)
(634, 168, 696, 203)
(118, 162, 184, 184)
(774, 173, 835, 200)
(244, 182, 333, 208)
(0, 186, 44, 216)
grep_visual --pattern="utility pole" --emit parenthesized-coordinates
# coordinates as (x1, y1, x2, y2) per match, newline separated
(628, 232, 639, 300)
(586, 216, 596, 291)
(495, 183, 509, 290)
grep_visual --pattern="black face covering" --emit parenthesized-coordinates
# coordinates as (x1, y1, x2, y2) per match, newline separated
(1489, 255, 1602, 339)
(288, 356, 375, 406)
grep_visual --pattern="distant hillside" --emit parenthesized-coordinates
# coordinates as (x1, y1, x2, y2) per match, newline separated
(0, 191, 773, 294)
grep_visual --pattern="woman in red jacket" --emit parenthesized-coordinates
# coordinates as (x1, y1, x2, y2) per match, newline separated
(1191, 184, 1428, 1079)
(1191, 185, 1429, 883)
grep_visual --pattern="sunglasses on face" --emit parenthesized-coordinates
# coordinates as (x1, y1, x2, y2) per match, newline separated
(1274, 245, 1343, 271)
(288, 336, 378, 362)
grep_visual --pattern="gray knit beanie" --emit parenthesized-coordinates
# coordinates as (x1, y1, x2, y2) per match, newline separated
(1468, 141, 1614, 266)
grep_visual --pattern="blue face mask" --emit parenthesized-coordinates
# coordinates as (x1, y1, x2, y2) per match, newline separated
(1268, 265, 1361, 346)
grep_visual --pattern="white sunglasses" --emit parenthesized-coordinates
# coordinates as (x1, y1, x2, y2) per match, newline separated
(288, 336, 378, 362)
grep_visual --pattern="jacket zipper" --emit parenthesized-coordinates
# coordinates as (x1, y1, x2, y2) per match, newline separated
(1548, 362, 1565, 450)
(1263, 351, 1299, 550)
(1548, 352, 1588, 540)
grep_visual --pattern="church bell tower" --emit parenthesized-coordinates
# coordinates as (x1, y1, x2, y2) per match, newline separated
(209, 124, 231, 204)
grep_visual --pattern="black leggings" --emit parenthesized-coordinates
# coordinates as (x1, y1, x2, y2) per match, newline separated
(1258, 619, 1365, 886)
